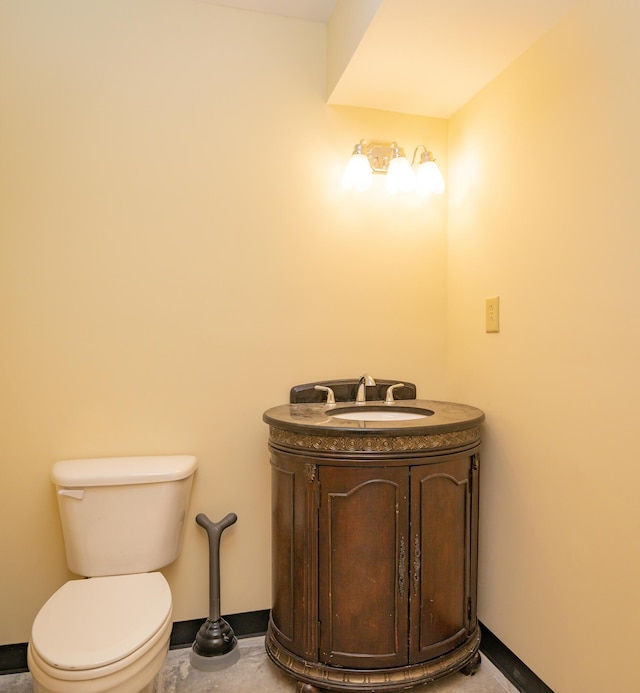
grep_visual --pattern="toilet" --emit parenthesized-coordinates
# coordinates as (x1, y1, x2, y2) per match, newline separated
(27, 455, 197, 693)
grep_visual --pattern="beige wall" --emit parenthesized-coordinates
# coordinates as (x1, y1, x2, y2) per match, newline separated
(447, 0, 640, 690)
(0, 0, 448, 645)
(5, 1, 636, 690)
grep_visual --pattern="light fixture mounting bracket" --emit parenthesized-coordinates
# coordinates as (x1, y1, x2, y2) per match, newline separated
(362, 141, 405, 175)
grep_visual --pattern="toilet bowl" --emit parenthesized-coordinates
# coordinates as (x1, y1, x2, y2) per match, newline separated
(28, 573, 172, 693)
(28, 455, 197, 693)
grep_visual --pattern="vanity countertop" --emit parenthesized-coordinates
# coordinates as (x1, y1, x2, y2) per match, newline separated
(263, 399, 484, 436)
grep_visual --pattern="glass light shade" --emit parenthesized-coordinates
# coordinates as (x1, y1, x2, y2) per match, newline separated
(386, 156, 415, 193)
(415, 160, 445, 196)
(342, 153, 373, 191)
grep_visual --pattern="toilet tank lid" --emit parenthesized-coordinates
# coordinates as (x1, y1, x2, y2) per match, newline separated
(52, 455, 197, 487)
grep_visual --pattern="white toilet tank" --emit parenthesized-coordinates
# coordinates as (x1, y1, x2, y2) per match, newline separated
(52, 455, 197, 577)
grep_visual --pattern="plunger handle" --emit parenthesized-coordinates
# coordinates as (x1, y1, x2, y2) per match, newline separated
(195, 512, 238, 621)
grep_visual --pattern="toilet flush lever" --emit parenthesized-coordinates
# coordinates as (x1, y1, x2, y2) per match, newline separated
(58, 489, 84, 500)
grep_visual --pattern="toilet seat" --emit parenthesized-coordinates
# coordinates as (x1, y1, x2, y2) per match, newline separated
(31, 572, 172, 673)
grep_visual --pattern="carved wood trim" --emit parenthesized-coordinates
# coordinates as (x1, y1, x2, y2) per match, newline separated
(269, 426, 480, 454)
(303, 463, 317, 483)
(398, 536, 406, 598)
(266, 623, 481, 691)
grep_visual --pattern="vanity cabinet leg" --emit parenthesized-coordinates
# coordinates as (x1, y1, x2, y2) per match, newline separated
(460, 651, 481, 676)
(297, 682, 323, 693)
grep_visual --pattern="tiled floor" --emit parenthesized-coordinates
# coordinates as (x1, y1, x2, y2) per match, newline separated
(0, 636, 519, 693)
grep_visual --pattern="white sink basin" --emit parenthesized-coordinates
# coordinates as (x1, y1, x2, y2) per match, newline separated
(330, 408, 433, 422)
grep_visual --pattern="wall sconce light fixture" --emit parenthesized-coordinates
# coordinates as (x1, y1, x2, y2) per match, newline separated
(342, 140, 445, 197)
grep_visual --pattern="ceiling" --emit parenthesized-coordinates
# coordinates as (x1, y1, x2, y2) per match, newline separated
(204, 0, 577, 117)
(204, 0, 336, 23)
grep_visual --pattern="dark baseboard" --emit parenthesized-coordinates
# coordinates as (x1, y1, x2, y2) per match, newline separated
(479, 621, 554, 693)
(0, 643, 28, 676)
(1, 612, 553, 693)
(169, 609, 270, 649)
(0, 609, 270, 676)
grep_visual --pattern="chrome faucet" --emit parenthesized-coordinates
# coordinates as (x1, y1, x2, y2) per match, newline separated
(355, 374, 376, 404)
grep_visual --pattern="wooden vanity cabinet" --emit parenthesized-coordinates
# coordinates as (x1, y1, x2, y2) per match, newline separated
(268, 442, 481, 692)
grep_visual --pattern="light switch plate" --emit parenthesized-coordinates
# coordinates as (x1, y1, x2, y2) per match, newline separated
(486, 297, 500, 333)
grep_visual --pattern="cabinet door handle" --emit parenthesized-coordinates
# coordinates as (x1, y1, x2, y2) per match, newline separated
(398, 536, 406, 597)
(413, 535, 421, 596)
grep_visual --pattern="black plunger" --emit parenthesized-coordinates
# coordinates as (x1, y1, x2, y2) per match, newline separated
(190, 512, 241, 671)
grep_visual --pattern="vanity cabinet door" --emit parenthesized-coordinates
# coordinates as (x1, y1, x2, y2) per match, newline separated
(318, 466, 409, 669)
(409, 454, 477, 663)
(270, 451, 319, 660)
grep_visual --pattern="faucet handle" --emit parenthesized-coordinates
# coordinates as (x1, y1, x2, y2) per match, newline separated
(385, 383, 405, 404)
(314, 385, 336, 405)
